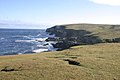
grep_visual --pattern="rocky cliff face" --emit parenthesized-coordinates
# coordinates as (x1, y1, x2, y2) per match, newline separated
(46, 24, 120, 50)
(46, 25, 67, 37)
(46, 25, 101, 50)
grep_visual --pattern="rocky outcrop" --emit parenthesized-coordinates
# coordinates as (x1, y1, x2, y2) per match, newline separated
(46, 25, 101, 50)
(46, 25, 67, 37)
(46, 24, 120, 50)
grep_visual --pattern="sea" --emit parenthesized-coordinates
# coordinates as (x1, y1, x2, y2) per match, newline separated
(0, 29, 56, 56)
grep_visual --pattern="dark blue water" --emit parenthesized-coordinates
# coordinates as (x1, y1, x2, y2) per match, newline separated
(0, 29, 55, 56)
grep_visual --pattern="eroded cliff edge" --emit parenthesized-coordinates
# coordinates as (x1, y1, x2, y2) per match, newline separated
(46, 24, 120, 50)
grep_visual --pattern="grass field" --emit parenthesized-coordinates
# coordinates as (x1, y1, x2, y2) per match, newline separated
(0, 43, 120, 80)
(64, 24, 120, 39)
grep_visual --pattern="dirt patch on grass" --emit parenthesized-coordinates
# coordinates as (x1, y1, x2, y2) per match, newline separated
(1, 66, 22, 72)
(63, 59, 81, 66)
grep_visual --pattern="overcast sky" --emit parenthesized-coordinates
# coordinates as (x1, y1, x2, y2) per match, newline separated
(0, 0, 120, 29)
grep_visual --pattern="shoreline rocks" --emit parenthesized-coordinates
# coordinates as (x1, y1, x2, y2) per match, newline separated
(46, 26, 100, 50)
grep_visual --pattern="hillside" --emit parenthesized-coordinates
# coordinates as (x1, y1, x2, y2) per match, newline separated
(0, 24, 120, 80)
(64, 24, 120, 39)
(47, 24, 120, 39)
(46, 24, 120, 50)
(0, 43, 120, 80)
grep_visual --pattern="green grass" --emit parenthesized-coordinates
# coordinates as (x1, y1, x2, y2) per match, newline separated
(1, 23, 120, 80)
(0, 43, 120, 80)
(63, 24, 120, 39)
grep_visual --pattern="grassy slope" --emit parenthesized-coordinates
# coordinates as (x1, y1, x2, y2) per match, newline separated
(0, 43, 120, 80)
(0, 24, 120, 80)
(63, 24, 120, 39)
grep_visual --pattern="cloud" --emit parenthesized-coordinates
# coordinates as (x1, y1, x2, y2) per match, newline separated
(89, 0, 120, 6)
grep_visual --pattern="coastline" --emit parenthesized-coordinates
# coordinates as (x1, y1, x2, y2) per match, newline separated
(0, 37, 57, 56)
(46, 24, 120, 50)
(1, 23, 120, 56)
(0, 24, 120, 79)
(0, 29, 56, 56)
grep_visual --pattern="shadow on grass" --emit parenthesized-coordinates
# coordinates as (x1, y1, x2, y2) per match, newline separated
(1, 66, 22, 72)
(63, 59, 81, 66)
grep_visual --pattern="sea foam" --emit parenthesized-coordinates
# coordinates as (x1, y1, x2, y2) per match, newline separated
(0, 38, 5, 40)
(15, 40, 36, 43)
(33, 48, 48, 53)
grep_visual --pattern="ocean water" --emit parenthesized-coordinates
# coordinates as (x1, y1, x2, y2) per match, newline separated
(0, 29, 55, 56)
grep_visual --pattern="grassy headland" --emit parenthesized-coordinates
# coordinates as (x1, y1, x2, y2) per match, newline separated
(64, 24, 120, 39)
(47, 24, 120, 39)
(0, 23, 120, 80)
(46, 24, 120, 50)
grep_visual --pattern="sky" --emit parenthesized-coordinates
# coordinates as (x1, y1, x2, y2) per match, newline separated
(0, 0, 120, 29)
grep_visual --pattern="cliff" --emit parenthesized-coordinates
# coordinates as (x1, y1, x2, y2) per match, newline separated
(46, 24, 120, 50)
